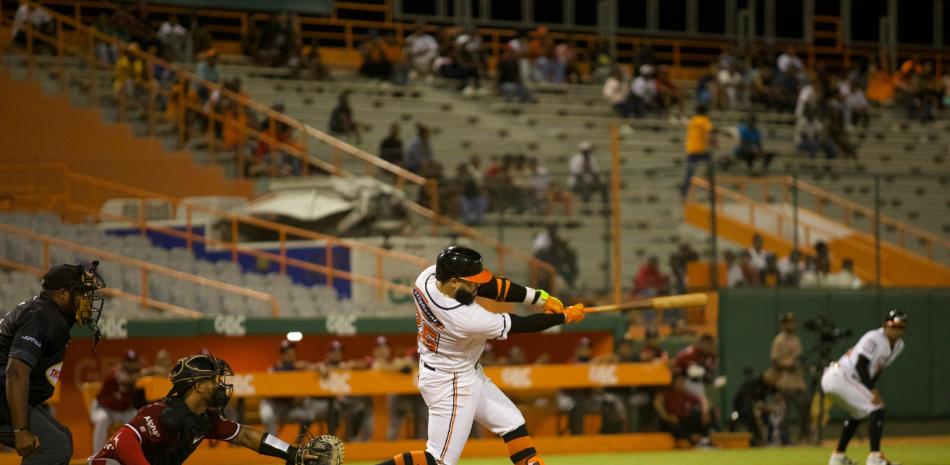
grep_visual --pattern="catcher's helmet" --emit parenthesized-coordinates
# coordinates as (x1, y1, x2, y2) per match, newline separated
(168, 354, 234, 407)
(884, 309, 907, 328)
(435, 246, 493, 283)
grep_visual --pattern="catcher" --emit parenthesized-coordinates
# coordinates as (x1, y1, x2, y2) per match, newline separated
(88, 353, 343, 465)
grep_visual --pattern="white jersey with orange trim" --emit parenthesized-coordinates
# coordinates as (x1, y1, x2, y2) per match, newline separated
(837, 328, 904, 379)
(412, 265, 511, 373)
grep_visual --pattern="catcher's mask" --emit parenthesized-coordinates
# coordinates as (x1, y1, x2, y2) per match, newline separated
(168, 354, 234, 408)
(42, 260, 107, 347)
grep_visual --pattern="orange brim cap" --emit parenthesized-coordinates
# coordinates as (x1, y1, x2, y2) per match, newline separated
(461, 269, 493, 284)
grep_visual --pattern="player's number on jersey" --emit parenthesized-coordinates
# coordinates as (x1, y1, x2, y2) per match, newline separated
(419, 321, 441, 353)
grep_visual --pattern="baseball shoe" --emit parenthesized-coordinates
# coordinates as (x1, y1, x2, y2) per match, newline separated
(866, 452, 901, 465)
(829, 453, 857, 465)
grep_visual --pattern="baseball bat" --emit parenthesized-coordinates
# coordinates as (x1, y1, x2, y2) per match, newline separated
(584, 292, 709, 314)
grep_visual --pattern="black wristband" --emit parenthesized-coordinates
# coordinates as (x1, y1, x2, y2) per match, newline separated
(258, 433, 293, 461)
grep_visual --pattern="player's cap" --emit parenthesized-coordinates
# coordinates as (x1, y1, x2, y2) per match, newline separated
(329, 339, 344, 351)
(280, 339, 296, 353)
(884, 309, 907, 328)
(124, 349, 139, 361)
(376, 335, 388, 346)
(578, 141, 593, 152)
(435, 246, 493, 284)
(779, 312, 796, 323)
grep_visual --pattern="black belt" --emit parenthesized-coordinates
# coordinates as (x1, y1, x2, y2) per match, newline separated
(423, 362, 438, 372)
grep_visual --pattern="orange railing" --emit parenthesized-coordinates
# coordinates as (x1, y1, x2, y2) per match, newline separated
(0, 163, 426, 300)
(20, 0, 950, 75)
(0, 2, 557, 289)
(0, 222, 278, 317)
(718, 176, 950, 263)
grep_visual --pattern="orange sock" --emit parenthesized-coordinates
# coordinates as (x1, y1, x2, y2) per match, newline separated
(502, 425, 544, 465)
(377, 450, 436, 465)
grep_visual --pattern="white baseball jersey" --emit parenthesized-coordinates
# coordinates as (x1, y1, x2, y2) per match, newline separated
(822, 328, 904, 419)
(411, 265, 526, 465)
(837, 328, 904, 379)
(412, 265, 512, 373)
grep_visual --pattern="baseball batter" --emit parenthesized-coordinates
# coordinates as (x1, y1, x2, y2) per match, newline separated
(822, 310, 907, 465)
(375, 246, 585, 465)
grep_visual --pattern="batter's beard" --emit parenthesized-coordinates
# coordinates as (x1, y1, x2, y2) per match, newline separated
(455, 288, 476, 305)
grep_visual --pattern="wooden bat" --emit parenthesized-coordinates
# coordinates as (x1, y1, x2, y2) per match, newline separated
(584, 292, 709, 314)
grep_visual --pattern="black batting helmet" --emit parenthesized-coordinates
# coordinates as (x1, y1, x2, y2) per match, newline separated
(435, 246, 493, 283)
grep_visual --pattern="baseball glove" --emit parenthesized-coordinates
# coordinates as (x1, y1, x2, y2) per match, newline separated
(293, 434, 345, 465)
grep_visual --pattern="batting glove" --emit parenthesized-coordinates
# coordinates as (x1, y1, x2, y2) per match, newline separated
(538, 290, 564, 314)
(563, 304, 586, 324)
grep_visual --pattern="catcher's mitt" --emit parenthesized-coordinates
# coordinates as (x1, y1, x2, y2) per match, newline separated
(293, 434, 345, 465)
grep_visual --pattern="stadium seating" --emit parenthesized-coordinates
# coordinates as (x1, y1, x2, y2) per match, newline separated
(0, 211, 405, 318)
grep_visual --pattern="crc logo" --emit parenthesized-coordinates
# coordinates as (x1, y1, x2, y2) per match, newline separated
(99, 317, 128, 339)
(500, 367, 533, 389)
(214, 315, 246, 336)
(326, 314, 357, 336)
(230, 374, 255, 396)
(588, 364, 618, 385)
(319, 371, 352, 395)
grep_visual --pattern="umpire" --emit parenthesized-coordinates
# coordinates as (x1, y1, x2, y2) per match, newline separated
(0, 261, 106, 464)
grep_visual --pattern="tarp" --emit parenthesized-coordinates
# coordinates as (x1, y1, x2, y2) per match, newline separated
(235, 190, 352, 221)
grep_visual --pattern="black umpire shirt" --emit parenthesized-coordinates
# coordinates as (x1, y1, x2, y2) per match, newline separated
(0, 294, 73, 423)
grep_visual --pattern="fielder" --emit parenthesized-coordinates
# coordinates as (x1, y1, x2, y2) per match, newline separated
(375, 246, 585, 465)
(88, 353, 342, 465)
(822, 310, 907, 465)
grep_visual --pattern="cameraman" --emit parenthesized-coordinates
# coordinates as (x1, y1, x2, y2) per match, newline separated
(764, 313, 807, 444)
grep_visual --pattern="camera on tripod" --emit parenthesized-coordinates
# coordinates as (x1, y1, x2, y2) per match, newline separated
(803, 316, 853, 343)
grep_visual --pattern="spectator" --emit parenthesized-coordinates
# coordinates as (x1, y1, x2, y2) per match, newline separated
(157, 15, 189, 62)
(724, 250, 742, 287)
(378, 122, 404, 167)
(657, 65, 686, 122)
(11, 0, 53, 46)
(568, 141, 607, 203)
(544, 181, 574, 216)
(527, 157, 550, 204)
(717, 64, 743, 109)
(777, 249, 803, 285)
(630, 65, 659, 117)
(839, 78, 870, 128)
(92, 13, 119, 64)
(865, 62, 895, 104)
(405, 22, 439, 82)
(695, 65, 718, 108)
(251, 102, 303, 176)
(194, 48, 220, 103)
(603, 68, 630, 117)
(732, 113, 774, 172)
(113, 43, 149, 110)
(738, 251, 761, 286)
(748, 234, 768, 273)
(825, 258, 863, 289)
(772, 64, 800, 112)
(633, 255, 670, 298)
(358, 33, 392, 80)
(404, 123, 433, 174)
(507, 30, 533, 83)
(532, 223, 559, 256)
(259, 341, 322, 436)
(382, 33, 409, 85)
(90, 350, 140, 452)
(654, 373, 712, 447)
(777, 46, 804, 76)
(509, 154, 533, 210)
(497, 47, 535, 103)
(764, 313, 807, 445)
(296, 43, 331, 81)
(669, 243, 699, 294)
(554, 41, 579, 84)
(760, 254, 781, 287)
(328, 91, 361, 144)
(250, 13, 295, 67)
(750, 64, 777, 110)
(680, 106, 715, 196)
(795, 109, 835, 159)
(457, 161, 488, 225)
(826, 107, 857, 158)
(529, 26, 557, 83)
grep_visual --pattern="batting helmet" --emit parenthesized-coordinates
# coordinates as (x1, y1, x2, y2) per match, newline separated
(435, 246, 493, 283)
(884, 309, 908, 328)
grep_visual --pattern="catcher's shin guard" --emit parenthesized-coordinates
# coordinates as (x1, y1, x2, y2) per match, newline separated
(502, 424, 544, 465)
(376, 450, 437, 465)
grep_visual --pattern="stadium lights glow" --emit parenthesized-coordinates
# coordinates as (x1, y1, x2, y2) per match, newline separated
(286, 331, 303, 342)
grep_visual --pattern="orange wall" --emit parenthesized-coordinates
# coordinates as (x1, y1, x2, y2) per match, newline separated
(0, 70, 252, 200)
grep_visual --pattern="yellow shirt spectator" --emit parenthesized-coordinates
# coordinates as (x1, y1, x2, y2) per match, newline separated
(685, 114, 714, 155)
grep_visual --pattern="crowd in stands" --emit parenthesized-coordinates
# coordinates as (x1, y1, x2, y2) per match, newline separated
(722, 234, 862, 289)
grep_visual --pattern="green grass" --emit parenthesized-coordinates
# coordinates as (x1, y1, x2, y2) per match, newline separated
(347, 442, 950, 465)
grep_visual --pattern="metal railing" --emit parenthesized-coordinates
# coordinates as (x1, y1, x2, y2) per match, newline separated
(0, 2, 557, 289)
(0, 222, 277, 317)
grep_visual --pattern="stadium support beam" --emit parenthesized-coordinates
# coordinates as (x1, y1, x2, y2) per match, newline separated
(936, 0, 944, 48)
(522, 0, 531, 26)
(840, 0, 851, 45)
(764, 0, 776, 40)
(646, 0, 658, 33)
(564, 0, 574, 26)
(686, 0, 698, 34)
(480, 0, 490, 22)
(725, 0, 737, 35)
